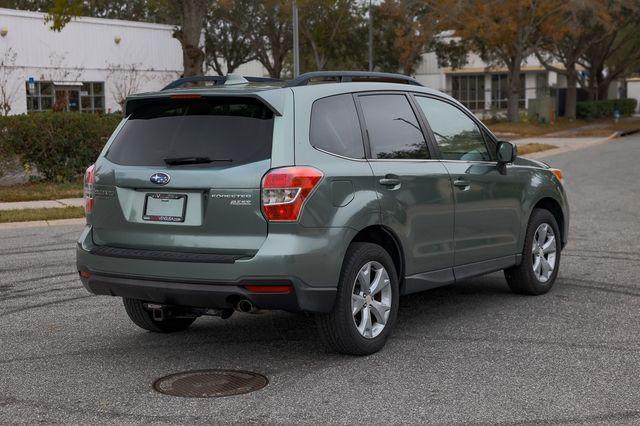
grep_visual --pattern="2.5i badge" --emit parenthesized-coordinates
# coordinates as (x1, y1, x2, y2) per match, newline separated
(210, 192, 252, 206)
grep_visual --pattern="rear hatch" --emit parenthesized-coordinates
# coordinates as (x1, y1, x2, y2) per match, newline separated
(90, 95, 275, 257)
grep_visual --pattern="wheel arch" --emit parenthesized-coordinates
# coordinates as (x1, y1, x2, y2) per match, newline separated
(350, 225, 405, 290)
(530, 196, 566, 248)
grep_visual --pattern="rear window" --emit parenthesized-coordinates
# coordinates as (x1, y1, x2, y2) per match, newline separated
(106, 97, 274, 166)
(310, 94, 365, 159)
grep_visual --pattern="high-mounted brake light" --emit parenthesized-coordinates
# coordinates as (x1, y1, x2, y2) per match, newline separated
(84, 164, 95, 215)
(170, 94, 203, 99)
(261, 166, 323, 222)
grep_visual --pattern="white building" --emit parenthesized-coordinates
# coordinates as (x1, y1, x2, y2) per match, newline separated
(0, 8, 185, 115)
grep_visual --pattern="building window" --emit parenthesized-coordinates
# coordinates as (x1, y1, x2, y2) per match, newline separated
(451, 75, 485, 111)
(81, 82, 105, 113)
(535, 72, 549, 97)
(491, 74, 525, 109)
(26, 81, 104, 113)
(26, 81, 54, 112)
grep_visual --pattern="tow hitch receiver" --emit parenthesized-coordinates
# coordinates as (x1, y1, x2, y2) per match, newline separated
(142, 303, 233, 320)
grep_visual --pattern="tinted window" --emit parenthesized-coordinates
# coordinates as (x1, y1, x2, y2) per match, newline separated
(415, 96, 490, 161)
(106, 97, 274, 166)
(310, 94, 364, 158)
(359, 94, 429, 160)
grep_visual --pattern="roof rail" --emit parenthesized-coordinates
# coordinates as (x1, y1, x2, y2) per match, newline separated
(162, 75, 283, 90)
(284, 71, 423, 87)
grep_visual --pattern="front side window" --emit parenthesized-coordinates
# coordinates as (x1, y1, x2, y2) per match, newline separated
(310, 94, 364, 158)
(415, 96, 491, 162)
(358, 94, 429, 160)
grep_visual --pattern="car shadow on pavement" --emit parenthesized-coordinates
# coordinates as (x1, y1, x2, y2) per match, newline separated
(97, 273, 524, 370)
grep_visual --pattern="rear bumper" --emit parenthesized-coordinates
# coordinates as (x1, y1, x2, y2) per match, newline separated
(76, 224, 355, 313)
(80, 272, 336, 312)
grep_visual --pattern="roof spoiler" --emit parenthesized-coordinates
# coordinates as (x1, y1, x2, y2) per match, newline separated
(162, 75, 283, 90)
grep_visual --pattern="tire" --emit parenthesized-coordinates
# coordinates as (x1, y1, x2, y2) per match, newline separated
(504, 208, 562, 295)
(316, 242, 400, 356)
(123, 298, 196, 333)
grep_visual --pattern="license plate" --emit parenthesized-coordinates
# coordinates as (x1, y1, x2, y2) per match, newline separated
(143, 193, 187, 222)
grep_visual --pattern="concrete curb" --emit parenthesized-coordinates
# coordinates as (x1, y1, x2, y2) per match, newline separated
(0, 198, 83, 211)
(522, 132, 620, 160)
(0, 217, 85, 230)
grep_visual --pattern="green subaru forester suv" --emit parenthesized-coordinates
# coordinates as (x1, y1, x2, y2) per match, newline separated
(77, 71, 569, 355)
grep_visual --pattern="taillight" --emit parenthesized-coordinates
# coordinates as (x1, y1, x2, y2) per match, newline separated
(261, 166, 323, 222)
(84, 164, 95, 215)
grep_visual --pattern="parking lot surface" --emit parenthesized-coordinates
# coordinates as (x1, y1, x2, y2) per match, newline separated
(1, 135, 639, 424)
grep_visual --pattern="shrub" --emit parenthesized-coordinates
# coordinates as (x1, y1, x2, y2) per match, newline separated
(576, 98, 638, 120)
(0, 112, 122, 182)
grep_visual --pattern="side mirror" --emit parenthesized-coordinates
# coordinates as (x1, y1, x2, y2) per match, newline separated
(497, 141, 517, 164)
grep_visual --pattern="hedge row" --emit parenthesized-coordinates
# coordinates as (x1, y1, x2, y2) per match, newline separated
(0, 112, 122, 182)
(576, 98, 638, 120)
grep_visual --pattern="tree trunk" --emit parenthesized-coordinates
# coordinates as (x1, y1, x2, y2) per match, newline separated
(597, 78, 610, 101)
(174, 0, 206, 77)
(565, 65, 578, 120)
(507, 66, 521, 123)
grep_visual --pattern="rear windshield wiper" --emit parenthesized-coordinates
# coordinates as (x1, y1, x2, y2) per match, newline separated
(163, 156, 233, 166)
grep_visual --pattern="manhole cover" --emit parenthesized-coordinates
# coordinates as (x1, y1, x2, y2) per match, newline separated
(153, 369, 268, 398)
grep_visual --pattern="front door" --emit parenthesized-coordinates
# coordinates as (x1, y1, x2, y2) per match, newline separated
(412, 95, 528, 274)
(54, 88, 80, 112)
(356, 92, 455, 291)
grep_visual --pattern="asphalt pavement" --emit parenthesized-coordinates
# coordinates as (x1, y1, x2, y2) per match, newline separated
(1, 134, 640, 424)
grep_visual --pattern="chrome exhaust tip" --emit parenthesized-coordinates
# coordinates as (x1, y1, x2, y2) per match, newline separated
(236, 299, 258, 313)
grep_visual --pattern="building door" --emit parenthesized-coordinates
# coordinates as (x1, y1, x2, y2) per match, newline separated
(54, 88, 81, 112)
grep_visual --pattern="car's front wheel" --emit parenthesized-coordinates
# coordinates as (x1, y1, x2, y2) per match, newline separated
(504, 208, 562, 295)
(123, 298, 196, 333)
(316, 242, 399, 355)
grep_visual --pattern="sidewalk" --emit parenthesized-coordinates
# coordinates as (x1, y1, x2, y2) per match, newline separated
(514, 136, 606, 147)
(515, 133, 618, 160)
(0, 198, 83, 211)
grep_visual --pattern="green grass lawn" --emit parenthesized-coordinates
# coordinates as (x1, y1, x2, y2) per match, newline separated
(0, 181, 83, 202)
(0, 206, 85, 223)
(486, 117, 640, 138)
(486, 118, 588, 137)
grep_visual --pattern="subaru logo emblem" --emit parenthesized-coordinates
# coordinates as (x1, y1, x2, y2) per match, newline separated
(150, 172, 170, 185)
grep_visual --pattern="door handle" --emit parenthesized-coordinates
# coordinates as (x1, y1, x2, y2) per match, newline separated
(453, 179, 471, 189)
(379, 175, 401, 187)
(379, 178, 400, 186)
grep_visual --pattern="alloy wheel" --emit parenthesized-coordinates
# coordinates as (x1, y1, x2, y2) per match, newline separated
(351, 261, 392, 339)
(531, 223, 557, 283)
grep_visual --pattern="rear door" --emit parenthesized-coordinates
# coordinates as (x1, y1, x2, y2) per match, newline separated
(356, 92, 455, 290)
(90, 95, 278, 256)
(412, 95, 528, 274)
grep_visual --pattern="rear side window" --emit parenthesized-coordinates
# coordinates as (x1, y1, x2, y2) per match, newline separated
(358, 94, 430, 160)
(106, 97, 274, 166)
(310, 94, 364, 159)
(414, 96, 491, 161)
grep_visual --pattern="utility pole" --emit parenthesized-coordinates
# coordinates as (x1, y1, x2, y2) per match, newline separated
(292, 0, 300, 77)
(368, 0, 373, 71)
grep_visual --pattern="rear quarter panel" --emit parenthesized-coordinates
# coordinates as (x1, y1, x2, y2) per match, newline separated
(290, 86, 381, 231)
